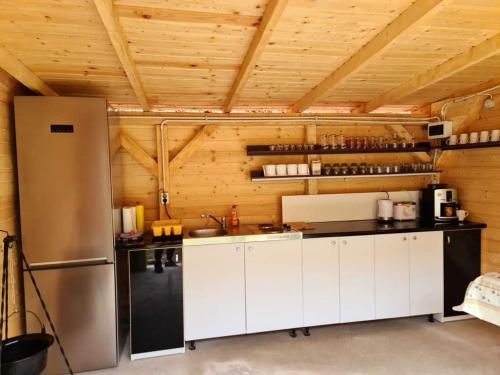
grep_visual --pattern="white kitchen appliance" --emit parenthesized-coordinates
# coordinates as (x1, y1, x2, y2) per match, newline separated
(393, 201, 417, 221)
(377, 199, 394, 222)
(428, 121, 453, 139)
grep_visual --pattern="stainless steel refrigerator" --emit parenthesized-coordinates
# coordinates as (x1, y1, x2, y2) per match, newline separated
(14, 97, 117, 374)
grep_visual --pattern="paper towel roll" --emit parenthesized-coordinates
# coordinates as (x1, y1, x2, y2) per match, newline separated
(113, 208, 122, 234)
(122, 207, 135, 233)
(135, 204, 144, 233)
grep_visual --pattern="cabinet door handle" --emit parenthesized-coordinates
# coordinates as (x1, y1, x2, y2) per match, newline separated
(236, 247, 241, 252)
(248, 246, 253, 252)
(403, 236, 407, 241)
(332, 240, 336, 246)
(342, 240, 347, 245)
(413, 236, 417, 240)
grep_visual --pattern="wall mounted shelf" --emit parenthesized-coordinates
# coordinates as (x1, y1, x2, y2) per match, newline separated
(437, 141, 500, 151)
(247, 143, 431, 156)
(250, 170, 441, 182)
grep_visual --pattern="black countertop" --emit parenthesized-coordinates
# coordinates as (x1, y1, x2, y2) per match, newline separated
(302, 219, 487, 238)
(115, 233, 182, 251)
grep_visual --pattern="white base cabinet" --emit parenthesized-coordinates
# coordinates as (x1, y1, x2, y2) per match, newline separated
(245, 239, 303, 333)
(409, 231, 443, 315)
(375, 234, 410, 319)
(339, 235, 375, 323)
(183, 242, 246, 341)
(302, 238, 340, 326)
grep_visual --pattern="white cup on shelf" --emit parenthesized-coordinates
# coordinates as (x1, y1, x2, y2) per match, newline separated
(458, 133, 469, 144)
(446, 135, 458, 146)
(469, 132, 479, 143)
(276, 164, 287, 176)
(491, 129, 500, 142)
(298, 163, 309, 175)
(479, 131, 490, 143)
(262, 164, 276, 177)
(287, 164, 298, 175)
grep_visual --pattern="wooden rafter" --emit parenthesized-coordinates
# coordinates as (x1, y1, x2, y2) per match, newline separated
(119, 132, 158, 177)
(289, 0, 445, 113)
(170, 124, 218, 170)
(224, 0, 289, 112)
(366, 32, 500, 112)
(0, 42, 57, 96)
(93, 0, 150, 111)
(432, 78, 500, 108)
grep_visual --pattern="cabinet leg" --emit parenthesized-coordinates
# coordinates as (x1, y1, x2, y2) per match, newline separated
(188, 341, 196, 350)
(302, 327, 311, 336)
(428, 314, 435, 323)
(289, 329, 297, 338)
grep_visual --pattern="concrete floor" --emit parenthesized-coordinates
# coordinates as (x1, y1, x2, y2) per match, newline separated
(84, 317, 500, 375)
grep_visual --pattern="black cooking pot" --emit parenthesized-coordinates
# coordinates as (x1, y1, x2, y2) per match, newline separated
(1, 333, 54, 375)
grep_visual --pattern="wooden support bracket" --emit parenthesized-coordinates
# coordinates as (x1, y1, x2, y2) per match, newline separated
(119, 131, 158, 177)
(386, 124, 432, 162)
(170, 124, 218, 171)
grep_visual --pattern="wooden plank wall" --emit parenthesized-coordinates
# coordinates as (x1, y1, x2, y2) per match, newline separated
(438, 92, 500, 273)
(0, 69, 25, 336)
(109, 116, 430, 230)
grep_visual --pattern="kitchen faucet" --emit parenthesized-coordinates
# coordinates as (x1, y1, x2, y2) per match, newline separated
(201, 213, 227, 230)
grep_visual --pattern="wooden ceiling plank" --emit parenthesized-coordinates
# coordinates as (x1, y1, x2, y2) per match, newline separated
(366, 32, 500, 112)
(224, 0, 289, 113)
(0, 42, 57, 96)
(93, 0, 149, 111)
(289, 0, 446, 113)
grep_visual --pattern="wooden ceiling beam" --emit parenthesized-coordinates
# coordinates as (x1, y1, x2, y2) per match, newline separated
(0, 42, 57, 96)
(289, 0, 445, 113)
(93, 0, 150, 111)
(432, 78, 500, 108)
(366, 32, 500, 112)
(224, 0, 289, 113)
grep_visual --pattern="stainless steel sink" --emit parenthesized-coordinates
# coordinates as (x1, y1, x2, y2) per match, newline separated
(188, 228, 228, 238)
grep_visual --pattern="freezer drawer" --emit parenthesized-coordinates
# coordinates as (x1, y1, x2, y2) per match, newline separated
(24, 263, 117, 374)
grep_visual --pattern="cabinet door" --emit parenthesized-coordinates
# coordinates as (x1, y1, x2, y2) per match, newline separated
(339, 235, 375, 323)
(409, 231, 443, 315)
(183, 243, 246, 341)
(245, 239, 303, 333)
(303, 237, 340, 327)
(443, 230, 481, 317)
(374, 234, 410, 319)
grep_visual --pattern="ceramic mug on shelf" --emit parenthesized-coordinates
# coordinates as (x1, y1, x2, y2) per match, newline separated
(446, 135, 458, 146)
(262, 164, 276, 177)
(287, 164, 298, 175)
(298, 163, 309, 175)
(457, 209, 469, 222)
(276, 164, 287, 176)
(469, 132, 479, 144)
(480, 130, 490, 143)
(491, 129, 500, 142)
(458, 133, 469, 144)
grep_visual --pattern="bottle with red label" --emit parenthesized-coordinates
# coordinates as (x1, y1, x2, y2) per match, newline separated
(230, 205, 240, 227)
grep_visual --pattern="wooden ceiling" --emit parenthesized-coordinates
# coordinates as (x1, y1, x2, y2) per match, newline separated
(0, 0, 499, 113)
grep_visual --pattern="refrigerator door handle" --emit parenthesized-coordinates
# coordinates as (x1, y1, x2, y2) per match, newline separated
(28, 257, 111, 270)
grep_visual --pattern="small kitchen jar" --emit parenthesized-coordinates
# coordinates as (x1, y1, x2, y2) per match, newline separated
(350, 163, 359, 175)
(368, 164, 376, 174)
(393, 164, 400, 173)
(323, 163, 332, 175)
(383, 164, 393, 174)
(332, 163, 340, 175)
(359, 162, 368, 174)
(340, 163, 349, 175)
(375, 164, 383, 174)
(269, 144, 276, 151)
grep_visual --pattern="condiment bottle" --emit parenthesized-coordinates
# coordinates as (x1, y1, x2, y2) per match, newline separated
(230, 205, 240, 227)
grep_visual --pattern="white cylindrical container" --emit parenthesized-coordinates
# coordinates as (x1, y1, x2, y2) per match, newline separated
(377, 199, 394, 222)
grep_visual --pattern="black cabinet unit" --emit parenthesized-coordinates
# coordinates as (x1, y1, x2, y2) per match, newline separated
(443, 229, 481, 318)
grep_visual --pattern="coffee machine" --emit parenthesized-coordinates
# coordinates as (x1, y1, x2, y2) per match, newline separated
(421, 184, 458, 222)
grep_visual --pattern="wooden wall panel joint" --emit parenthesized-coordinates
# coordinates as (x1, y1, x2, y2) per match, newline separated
(119, 131, 158, 177)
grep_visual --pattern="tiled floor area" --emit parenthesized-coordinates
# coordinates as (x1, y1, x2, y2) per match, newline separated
(84, 317, 500, 375)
